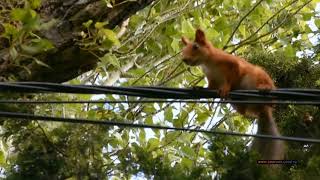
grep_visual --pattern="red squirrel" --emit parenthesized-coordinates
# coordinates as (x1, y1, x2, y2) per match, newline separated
(181, 29, 284, 160)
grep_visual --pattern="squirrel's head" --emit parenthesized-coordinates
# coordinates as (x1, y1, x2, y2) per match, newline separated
(181, 29, 211, 66)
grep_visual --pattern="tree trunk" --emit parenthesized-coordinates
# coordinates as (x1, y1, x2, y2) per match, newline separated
(0, 0, 154, 83)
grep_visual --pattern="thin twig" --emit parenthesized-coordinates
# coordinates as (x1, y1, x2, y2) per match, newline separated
(224, 0, 298, 50)
(159, 61, 184, 84)
(36, 122, 68, 157)
(223, 0, 264, 49)
(230, 0, 312, 53)
(158, 68, 187, 86)
(132, 51, 181, 85)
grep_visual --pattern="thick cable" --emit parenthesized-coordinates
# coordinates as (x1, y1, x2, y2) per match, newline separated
(0, 99, 320, 105)
(0, 111, 319, 143)
(0, 82, 320, 101)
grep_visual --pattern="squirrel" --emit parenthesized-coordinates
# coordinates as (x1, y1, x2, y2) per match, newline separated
(181, 29, 284, 161)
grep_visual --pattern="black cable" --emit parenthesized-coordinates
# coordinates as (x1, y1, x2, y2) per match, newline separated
(1, 99, 320, 105)
(1, 82, 320, 101)
(1, 83, 318, 144)
(0, 111, 319, 143)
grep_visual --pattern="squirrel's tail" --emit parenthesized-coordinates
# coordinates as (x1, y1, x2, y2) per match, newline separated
(252, 106, 285, 160)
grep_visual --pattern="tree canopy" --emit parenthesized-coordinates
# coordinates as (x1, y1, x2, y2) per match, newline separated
(0, 0, 320, 179)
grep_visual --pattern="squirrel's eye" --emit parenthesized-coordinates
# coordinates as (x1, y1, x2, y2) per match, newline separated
(192, 43, 199, 50)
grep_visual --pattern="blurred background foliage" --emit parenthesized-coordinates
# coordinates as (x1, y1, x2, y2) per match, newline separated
(0, 0, 320, 179)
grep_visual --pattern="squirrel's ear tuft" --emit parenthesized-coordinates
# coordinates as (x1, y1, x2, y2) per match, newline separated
(181, 36, 190, 45)
(195, 29, 206, 45)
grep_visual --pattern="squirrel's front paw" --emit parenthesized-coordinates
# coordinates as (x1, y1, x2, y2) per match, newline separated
(218, 88, 229, 99)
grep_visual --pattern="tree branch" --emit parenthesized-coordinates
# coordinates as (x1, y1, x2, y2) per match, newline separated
(117, 18, 130, 38)
(224, 0, 299, 50)
(223, 0, 264, 50)
(0, 0, 155, 82)
(230, 0, 312, 53)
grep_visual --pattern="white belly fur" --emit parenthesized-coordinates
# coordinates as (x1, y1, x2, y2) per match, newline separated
(200, 64, 224, 86)
(239, 74, 256, 90)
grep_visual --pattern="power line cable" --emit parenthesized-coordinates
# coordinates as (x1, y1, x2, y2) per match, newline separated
(1, 99, 320, 105)
(1, 82, 320, 101)
(0, 111, 319, 143)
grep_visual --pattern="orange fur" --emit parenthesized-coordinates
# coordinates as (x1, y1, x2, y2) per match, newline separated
(181, 29, 284, 160)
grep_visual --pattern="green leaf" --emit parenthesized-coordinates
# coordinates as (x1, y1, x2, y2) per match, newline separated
(173, 118, 181, 128)
(122, 131, 129, 143)
(147, 40, 163, 53)
(95, 22, 108, 29)
(181, 146, 195, 158)
(284, 45, 296, 58)
(210, 8, 220, 16)
(164, 107, 173, 121)
(173, 109, 188, 128)
(314, 19, 320, 29)
(109, 138, 119, 148)
(147, 138, 159, 151)
(103, 29, 120, 45)
(239, 25, 246, 38)
(0, 150, 5, 167)
(87, 110, 96, 119)
(28, 0, 42, 9)
(21, 39, 54, 55)
(139, 129, 146, 143)
(129, 68, 145, 77)
(111, 176, 121, 180)
(22, 66, 32, 75)
(98, 29, 120, 48)
(65, 176, 77, 180)
(143, 105, 156, 114)
(32, 39, 54, 51)
(304, 23, 313, 33)
(181, 19, 195, 38)
(171, 38, 180, 53)
(233, 117, 241, 127)
(199, 18, 211, 29)
(2, 23, 20, 39)
(240, 0, 251, 8)
(11, 8, 28, 21)
(181, 157, 193, 169)
(83, 20, 93, 28)
(9, 47, 18, 60)
(162, 131, 179, 145)
(195, 112, 209, 124)
(11, 8, 40, 30)
(34, 58, 51, 68)
(302, 13, 313, 21)
(203, 28, 219, 43)
(145, 116, 153, 124)
(21, 45, 39, 55)
(99, 53, 120, 68)
(214, 17, 227, 32)
(165, 24, 178, 36)
(39, 19, 57, 30)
